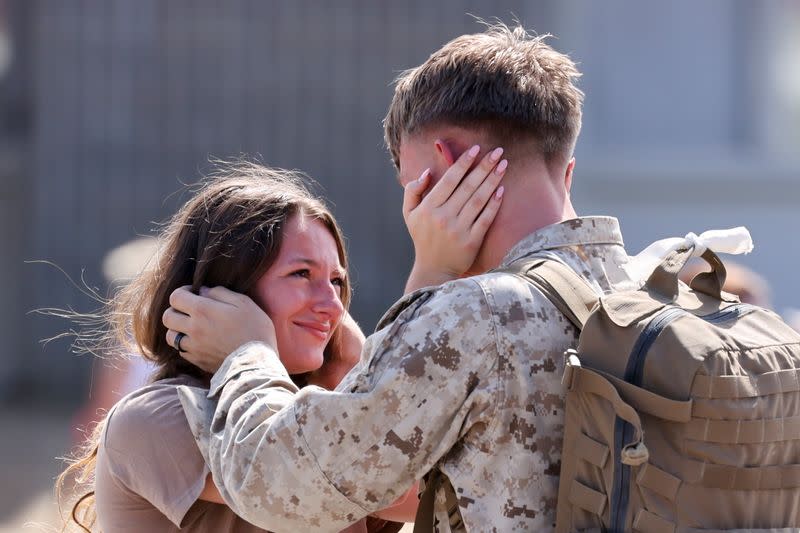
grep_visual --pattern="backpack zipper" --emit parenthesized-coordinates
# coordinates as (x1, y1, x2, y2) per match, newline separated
(608, 302, 753, 532)
(609, 306, 684, 531)
(702, 303, 755, 324)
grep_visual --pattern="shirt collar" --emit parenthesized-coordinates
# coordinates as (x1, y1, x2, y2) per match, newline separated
(500, 216, 624, 268)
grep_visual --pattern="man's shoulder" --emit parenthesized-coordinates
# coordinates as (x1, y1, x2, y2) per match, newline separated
(375, 278, 476, 330)
(376, 272, 543, 332)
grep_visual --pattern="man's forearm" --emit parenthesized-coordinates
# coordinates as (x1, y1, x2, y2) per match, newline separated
(183, 342, 369, 532)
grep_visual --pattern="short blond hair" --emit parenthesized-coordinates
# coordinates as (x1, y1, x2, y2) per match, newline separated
(384, 23, 584, 169)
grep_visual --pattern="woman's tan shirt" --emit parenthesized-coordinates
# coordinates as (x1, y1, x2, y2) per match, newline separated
(95, 375, 267, 532)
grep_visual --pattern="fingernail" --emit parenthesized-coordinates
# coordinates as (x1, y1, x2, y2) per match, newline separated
(495, 186, 505, 200)
(468, 145, 480, 158)
(418, 168, 430, 183)
(496, 159, 508, 175)
(489, 147, 504, 162)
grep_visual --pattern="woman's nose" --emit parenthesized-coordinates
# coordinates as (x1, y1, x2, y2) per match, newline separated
(312, 281, 344, 318)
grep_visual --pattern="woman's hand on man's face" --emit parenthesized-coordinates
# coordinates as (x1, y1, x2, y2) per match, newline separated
(162, 285, 278, 374)
(402, 144, 506, 293)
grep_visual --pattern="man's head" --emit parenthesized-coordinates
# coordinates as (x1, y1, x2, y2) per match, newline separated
(384, 23, 585, 272)
(385, 23, 583, 170)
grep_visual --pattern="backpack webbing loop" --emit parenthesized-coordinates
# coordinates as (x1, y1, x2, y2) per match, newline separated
(502, 259, 599, 330)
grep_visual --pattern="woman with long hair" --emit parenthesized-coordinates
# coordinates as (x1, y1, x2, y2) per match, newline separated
(57, 150, 506, 531)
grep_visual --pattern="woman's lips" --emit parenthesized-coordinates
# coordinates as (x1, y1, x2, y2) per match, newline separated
(294, 321, 330, 340)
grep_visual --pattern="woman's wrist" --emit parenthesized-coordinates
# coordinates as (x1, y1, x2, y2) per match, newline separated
(404, 263, 460, 294)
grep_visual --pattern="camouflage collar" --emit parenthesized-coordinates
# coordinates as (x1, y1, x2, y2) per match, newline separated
(500, 216, 624, 268)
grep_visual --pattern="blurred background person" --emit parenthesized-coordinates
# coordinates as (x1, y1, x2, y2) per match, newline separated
(70, 236, 159, 444)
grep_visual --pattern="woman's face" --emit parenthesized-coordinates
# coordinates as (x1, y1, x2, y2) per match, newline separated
(252, 214, 346, 375)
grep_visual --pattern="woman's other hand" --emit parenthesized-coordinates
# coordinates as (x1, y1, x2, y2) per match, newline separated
(162, 285, 277, 374)
(403, 145, 506, 293)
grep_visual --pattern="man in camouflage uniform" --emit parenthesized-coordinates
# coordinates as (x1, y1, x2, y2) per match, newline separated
(167, 24, 634, 531)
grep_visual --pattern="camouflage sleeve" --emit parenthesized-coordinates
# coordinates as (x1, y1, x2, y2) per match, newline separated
(182, 280, 499, 532)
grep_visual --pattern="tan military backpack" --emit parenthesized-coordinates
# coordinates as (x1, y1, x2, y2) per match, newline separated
(507, 246, 800, 532)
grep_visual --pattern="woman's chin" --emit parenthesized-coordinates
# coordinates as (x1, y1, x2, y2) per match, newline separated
(281, 350, 325, 375)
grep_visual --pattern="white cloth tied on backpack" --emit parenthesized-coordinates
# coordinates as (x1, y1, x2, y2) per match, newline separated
(622, 227, 754, 282)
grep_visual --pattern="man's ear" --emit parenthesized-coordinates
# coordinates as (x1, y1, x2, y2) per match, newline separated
(564, 157, 576, 194)
(434, 139, 457, 166)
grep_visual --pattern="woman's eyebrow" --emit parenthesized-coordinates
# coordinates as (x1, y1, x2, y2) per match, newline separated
(286, 257, 317, 266)
(286, 257, 346, 275)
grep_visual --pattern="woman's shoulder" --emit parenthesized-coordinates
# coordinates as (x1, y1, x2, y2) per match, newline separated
(96, 375, 215, 528)
(102, 375, 205, 453)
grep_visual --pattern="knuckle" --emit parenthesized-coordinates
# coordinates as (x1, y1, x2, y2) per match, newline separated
(446, 223, 461, 238)
(432, 212, 448, 229)
(483, 175, 501, 191)
(458, 177, 477, 194)
(440, 171, 459, 187)
(192, 306, 207, 325)
(469, 195, 484, 210)
(479, 188, 496, 205)
(453, 158, 470, 174)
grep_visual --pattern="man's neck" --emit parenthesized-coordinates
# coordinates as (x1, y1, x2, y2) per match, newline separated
(468, 167, 577, 275)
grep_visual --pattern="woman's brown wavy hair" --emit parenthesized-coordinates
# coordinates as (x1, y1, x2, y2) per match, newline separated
(56, 161, 350, 531)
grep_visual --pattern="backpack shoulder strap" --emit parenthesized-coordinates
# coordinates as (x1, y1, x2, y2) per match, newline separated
(413, 469, 461, 533)
(500, 258, 600, 330)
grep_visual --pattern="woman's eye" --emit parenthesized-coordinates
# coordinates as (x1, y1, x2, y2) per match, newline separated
(331, 276, 345, 288)
(291, 269, 311, 278)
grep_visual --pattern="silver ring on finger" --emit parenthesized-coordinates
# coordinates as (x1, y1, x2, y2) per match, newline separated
(173, 332, 187, 353)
